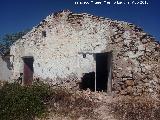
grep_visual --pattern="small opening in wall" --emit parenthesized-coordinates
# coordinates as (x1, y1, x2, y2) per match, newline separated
(83, 54, 86, 58)
(42, 31, 46, 37)
(80, 72, 95, 91)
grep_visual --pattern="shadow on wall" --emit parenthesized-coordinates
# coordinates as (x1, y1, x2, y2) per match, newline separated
(0, 56, 12, 81)
(2, 56, 13, 70)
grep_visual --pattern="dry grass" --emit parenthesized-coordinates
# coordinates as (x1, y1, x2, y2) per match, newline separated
(1, 80, 160, 120)
(45, 87, 99, 120)
(108, 96, 160, 120)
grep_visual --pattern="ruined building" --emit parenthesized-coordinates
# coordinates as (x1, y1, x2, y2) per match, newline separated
(0, 10, 159, 96)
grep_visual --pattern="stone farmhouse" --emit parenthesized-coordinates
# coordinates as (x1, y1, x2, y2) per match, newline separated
(0, 10, 159, 96)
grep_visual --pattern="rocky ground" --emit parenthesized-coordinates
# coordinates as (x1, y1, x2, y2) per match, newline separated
(36, 89, 160, 120)
(1, 80, 160, 120)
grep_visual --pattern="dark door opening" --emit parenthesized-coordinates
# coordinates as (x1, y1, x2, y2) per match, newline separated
(23, 57, 34, 85)
(80, 52, 112, 92)
(80, 72, 95, 91)
(96, 52, 112, 92)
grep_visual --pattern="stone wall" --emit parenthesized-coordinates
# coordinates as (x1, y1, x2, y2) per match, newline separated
(107, 22, 160, 96)
(10, 10, 160, 96)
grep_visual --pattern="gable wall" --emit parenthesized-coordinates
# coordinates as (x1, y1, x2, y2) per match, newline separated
(10, 10, 160, 95)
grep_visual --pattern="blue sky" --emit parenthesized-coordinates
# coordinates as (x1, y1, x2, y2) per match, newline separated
(0, 0, 159, 41)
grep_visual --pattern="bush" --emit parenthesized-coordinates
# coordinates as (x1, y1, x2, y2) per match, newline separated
(0, 81, 98, 120)
(0, 82, 51, 120)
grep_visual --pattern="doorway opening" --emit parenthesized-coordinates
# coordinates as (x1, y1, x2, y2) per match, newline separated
(96, 52, 112, 92)
(22, 56, 34, 85)
(80, 52, 112, 93)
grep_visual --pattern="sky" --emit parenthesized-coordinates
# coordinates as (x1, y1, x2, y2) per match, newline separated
(0, 0, 159, 41)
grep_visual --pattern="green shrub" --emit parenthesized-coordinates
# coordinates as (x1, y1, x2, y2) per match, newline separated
(0, 82, 51, 120)
(0, 81, 98, 120)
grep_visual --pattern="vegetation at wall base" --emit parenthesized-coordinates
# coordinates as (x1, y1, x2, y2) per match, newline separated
(0, 80, 160, 120)
(0, 81, 98, 120)
(0, 82, 51, 120)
